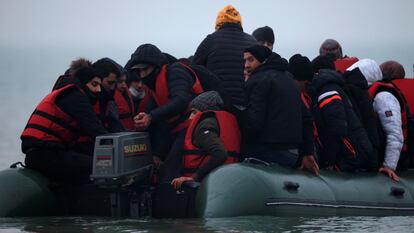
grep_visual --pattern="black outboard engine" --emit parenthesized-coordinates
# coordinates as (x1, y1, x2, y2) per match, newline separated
(90, 132, 153, 217)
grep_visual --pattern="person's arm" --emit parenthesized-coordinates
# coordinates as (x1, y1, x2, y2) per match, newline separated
(106, 100, 126, 132)
(150, 65, 195, 124)
(373, 91, 402, 181)
(56, 89, 108, 137)
(243, 77, 270, 140)
(191, 116, 227, 181)
(317, 89, 347, 166)
(298, 101, 319, 175)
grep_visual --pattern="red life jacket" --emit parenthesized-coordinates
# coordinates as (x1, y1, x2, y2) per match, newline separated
(21, 84, 81, 145)
(335, 57, 359, 73)
(181, 111, 240, 177)
(390, 78, 414, 116)
(368, 81, 408, 151)
(300, 91, 323, 148)
(151, 64, 204, 134)
(114, 88, 135, 131)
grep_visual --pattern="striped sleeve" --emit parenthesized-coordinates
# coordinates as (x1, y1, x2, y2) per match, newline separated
(318, 91, 342, 108)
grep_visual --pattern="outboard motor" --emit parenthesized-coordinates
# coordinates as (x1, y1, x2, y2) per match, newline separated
(90, 132, 153, 217)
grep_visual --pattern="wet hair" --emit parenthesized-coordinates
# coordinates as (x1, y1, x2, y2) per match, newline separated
(92, 57, 122, 79)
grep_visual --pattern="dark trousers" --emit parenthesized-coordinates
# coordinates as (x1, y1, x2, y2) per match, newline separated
(25, 148, 92, 184)
(241, 144, 299, 168)
(160, 130, 186, 182)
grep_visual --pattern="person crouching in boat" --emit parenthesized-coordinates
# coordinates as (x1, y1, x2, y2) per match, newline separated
(171, 91, 240, 189)
(348, 59, 405, 181)
(241, 45, 319, 174)
(21, 67, 109, 183)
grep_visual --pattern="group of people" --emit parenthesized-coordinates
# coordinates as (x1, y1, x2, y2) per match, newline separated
(20, 5, 414, 187)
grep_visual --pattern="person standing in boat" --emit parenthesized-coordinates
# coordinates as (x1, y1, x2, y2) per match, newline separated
(252, 26, 274, 50)
(348, 59, 406, 181)
(193, 5, 257, 109)
(21, 67, 108, 183)
(171, 91, 240, 188)
(241, 45, 319, 174)
(128, 44, 203, 164)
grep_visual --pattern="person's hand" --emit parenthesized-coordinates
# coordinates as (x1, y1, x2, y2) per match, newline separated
(134, 112, 151, 130)
(171, 176, 194, 189)
(379, 166, 400, 182)
(299, 155, 320, 176)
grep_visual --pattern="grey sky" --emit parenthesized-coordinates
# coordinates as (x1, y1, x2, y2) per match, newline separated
(1, 0, 413, 72)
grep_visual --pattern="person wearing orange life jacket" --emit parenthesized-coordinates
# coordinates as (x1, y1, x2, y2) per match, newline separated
(348, 59, 402, 181)
(319, 39, 358, 73)
(21, 67, 108, 183)
(114, 69, 136, 131)
(171, 91, 240, 189)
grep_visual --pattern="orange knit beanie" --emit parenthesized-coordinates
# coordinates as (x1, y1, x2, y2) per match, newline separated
(215, 5, 242, 31)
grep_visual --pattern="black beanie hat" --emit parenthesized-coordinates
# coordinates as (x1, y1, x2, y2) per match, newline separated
(319, 39, 343, 60)
(74, 67, 102, 85)
(190, 91, 224, 111)
(252, 26, 275, 45)
(244, 45, 272, 63)
(126, 44, 166, 70)
(92, 57, 122, 79)
(288, 54, 313, 82)
(311, 55, 336, 74)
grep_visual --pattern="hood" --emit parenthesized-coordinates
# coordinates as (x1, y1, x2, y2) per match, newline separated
(252, 52, 288, 75)
(343, 68, 368, 89)
(346, 59, 382, 86)
(311, 69, 344, 91)
(125, 44, 166, 70)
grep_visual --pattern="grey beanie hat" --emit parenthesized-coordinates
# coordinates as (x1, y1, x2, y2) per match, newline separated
(190, 91, 224, 111)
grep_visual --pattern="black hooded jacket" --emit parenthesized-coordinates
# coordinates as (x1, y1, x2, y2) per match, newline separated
(309, 69, 377, 170)
(343, 68, 380, 159)
(193, 23, 257, 106)
(242, 53, 302, 149)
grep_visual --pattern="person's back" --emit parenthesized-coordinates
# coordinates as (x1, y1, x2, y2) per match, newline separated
(309, 69, 374, 171)
(193, 5, 256, 107)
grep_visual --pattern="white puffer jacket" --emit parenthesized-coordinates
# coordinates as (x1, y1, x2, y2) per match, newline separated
(348, 59, 403, 170)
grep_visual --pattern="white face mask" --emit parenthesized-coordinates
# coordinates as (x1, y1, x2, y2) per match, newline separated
(129, 86, 145, 100)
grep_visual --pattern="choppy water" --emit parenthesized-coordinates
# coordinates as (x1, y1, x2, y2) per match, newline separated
(1, 216, 414, 232)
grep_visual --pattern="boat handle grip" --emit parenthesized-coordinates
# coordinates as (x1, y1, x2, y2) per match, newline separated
(284, 181, 300, 191)
(390, 187, 405, 197)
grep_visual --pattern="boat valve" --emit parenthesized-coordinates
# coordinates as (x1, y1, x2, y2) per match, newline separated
(390, 187, 405, 197)
(284, 181, 300, 192)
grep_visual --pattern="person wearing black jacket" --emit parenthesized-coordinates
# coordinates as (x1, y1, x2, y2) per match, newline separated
(21, 67, 108, 183)
(308, 69, 375, 171)
(126, 44, 202, 162)
(92, 58, 125, 133)
(193, 5, 257, 107)
(241, 45, 318, 173)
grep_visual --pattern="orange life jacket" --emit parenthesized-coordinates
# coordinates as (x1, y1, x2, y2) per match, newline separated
(21, 84, 81, 145)
(181, 111, 240, 177)
(151, 64, 204, 134)
(335, 57, 359, 73)
(368, 82, 408, 151)
(114, 88, 135, 131)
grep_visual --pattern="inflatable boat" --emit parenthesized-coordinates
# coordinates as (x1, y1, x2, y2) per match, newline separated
(1, 132, 414, 218)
